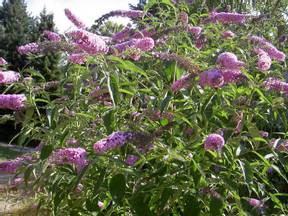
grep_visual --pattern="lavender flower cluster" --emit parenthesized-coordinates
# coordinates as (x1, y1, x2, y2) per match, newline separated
(64, 8, 86, 29)
(0, 155, 32, 173)
(209, 11, 248, 24)
(199, 52, 245, 89)
(50, 147, 88, 171)
(93, 131, 134, 154)
(0, 71, 20, 84)
(0, 94, 26, 110)
(249, 35, 286, 61)
(68, 30, 108, 55)
(203, 133, 225, 151)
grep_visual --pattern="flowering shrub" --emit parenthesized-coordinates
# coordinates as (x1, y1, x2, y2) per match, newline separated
(1, 1, 288, 215)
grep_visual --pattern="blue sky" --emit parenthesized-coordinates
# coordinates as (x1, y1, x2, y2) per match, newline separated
(26, 0, 139, 32)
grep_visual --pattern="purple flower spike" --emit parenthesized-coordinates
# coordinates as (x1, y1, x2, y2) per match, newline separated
(204, 133, 225, 151)
(0, 57, 7, 65)
(0, 71, 20, 84)
(125, 155, 139, 166)
(50, 147, 88, 172)
(0, 94, 26, 110)
(93, 131, 134, 154)
(217, 52, 245, 69)
(43, 30, 61, 42)
(18, 43, 40, 55)
(199, 69, 224, 88)
(64, 8, 86, 29)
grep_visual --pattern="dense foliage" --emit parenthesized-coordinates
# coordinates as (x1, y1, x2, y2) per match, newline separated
(1, 0, 288, 215)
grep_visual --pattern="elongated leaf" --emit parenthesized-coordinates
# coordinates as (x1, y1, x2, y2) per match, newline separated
(103, 109, 115, 134)
(109, 173, 126, 204)
(108, 74, 120, 106)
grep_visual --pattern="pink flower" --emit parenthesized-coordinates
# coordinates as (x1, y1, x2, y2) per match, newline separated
(68, 30, 108, 55)
(67, 138, 79, 146)
(210, 11, 248, 24)
(10, 177, 24, 187)
(187, 25, 202, 37)
(113, 37, 154, 53)
(43, 30, 61, 42)
(195, 35, 205, 49)
(112, 26, 132, 43)
(50, 148, 88, 172)
(0, 71, 20, 84)
(179, 11, 189, 25)
(64, 8, 86, 29)
(249, 35, 286, 61)
(68, 53, 88, 64)
(254, 48, 271, 71)
(171, 73, 193, 92)
(259, 131, 269, 138)
(131, 28, 156, 39)
(204, 133, 225, 151)
(221, 30, 235, 39)
(74, 183, 84, 194)
(221, 69, 244, 84)
(17, 43, 40, 55)
(0, 155, 32, 173)
(93, 131, 134, 154)
(248, 198, 264, 208)
(0, 57, 7, 65)
(98, 201, 104, 209)
(263, 77, 288, 94)
(199, 69, 224, 88)
(0, 94, 26, 110)
(125, 155, 139, 166)
(217, 52, 245, 69)
(110, 10, 144, 19)
(135, 37, 155, 51)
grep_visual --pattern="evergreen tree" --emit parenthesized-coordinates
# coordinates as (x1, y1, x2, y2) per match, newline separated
(0, 0, 36, 70)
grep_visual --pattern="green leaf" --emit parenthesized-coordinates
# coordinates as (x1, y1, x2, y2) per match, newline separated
(108, 74, 120, 106)
(40, 145, 53, 160)
(160, 93, 171, 113)
(108, 56, 148, 78)
(109, 173, 126, 204)
(209, 197, 224, 216)
(131, 192, 152, 216)
(103, 109, 116, 134)
(184, 195, 201, 216)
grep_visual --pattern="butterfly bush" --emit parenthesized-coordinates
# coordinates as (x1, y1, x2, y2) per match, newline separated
(0, 57, 7, 65)
(4, 2, 288, 215)
(199, 69, 224, 88)
(125, 155, 140, 166)
(68, 30, 108, 55)
(217, 52, 245, 69)
(203, 133, 225, 151)
(254, 48, 271, 71)
(209, 11, 248, 24)
(221, 30, 235, 39)
(17, 42, 40, 55)
(263, 77, 288, 94)
(0, 94, 26, 110)
(49, 148, 88, 171)
(93, 131, 134, 154)
(64, 8, 86, 29)
(249, 35, 286, 61)
(0, 155, 33, 173)
(43, 30, 61, 42)
(68, 53, 88, 64)
(0, 71, 20, 84)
